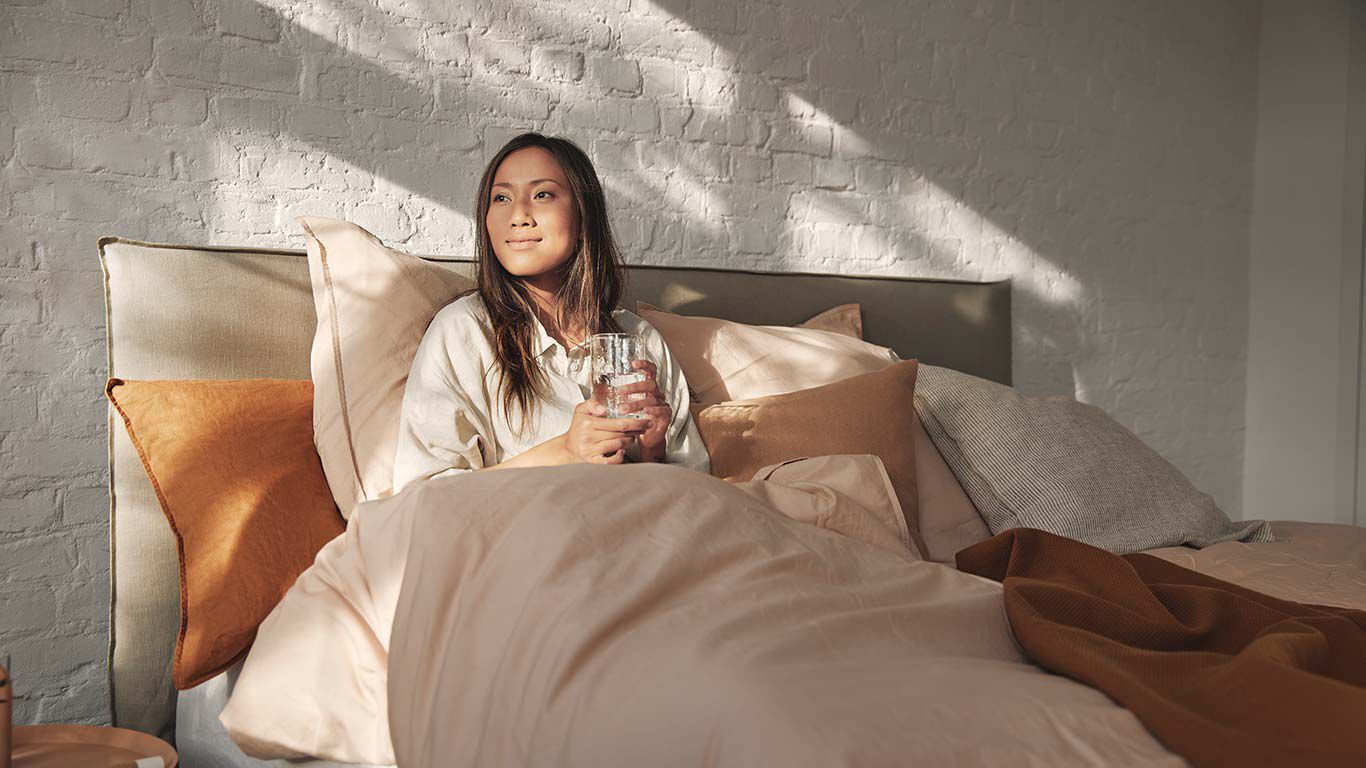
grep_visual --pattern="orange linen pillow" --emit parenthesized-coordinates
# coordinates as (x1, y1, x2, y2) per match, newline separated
(301, 216, 475, 518)
(637, 302, 898, 404)
(106, 378, 345, 690)
(694, 361, 925, 557)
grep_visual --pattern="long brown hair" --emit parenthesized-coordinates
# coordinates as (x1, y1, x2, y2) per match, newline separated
(474, 132, 627, 436)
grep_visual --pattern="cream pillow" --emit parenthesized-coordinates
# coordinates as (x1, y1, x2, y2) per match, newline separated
(798, 303, 862, 339)
(636, 302, 899, 404)
(301, 216, 474, 518)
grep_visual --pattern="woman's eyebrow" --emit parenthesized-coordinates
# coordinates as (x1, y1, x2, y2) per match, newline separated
(491, 178, 563, 188)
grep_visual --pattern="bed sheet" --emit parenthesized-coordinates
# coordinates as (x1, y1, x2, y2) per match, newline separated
(176, 660, 394, 768)
(1143, 520, 1366, 609)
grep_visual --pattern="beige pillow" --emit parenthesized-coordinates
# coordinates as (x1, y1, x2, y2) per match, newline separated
(798, 303, 862, 339)
(301, 216, 475, 518)
(636, 302, 899, 404)
(912, 413, 990, 563)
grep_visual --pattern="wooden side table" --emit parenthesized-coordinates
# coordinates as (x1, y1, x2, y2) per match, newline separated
(10, 725, 178, 768)
(1, 662, 176, 768)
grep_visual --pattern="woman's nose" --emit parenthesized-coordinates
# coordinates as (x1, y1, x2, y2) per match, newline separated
(510, 199, 534, 227)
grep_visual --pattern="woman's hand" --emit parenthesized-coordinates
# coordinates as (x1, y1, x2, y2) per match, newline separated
(617, 359, 671, 462)
(562, 398, 649, 464)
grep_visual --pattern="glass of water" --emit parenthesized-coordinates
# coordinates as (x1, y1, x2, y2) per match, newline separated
(588, 333, 649, 419)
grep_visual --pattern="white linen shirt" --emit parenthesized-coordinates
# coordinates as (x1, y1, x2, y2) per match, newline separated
(393, 292, 710, 492)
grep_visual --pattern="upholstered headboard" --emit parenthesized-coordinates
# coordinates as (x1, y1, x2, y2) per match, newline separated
(99, 236, 1011, 740)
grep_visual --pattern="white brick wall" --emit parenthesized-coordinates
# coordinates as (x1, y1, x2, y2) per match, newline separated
(0, 0, 1261, 725)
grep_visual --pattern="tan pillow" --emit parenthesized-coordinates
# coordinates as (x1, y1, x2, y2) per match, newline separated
(798, 303, 862, 339)
(637, 302, 898, 404)
(105, 378, 345, 690)
(301, 216, 475, 518)
(694, 361, 925, 558)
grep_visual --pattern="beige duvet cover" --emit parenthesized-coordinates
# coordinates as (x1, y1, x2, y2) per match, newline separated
(222, 455, 1182, 767)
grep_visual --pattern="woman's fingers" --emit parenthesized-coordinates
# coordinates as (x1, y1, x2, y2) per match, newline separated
(589, 448, 625, 465)
(619, 395, 661, 413)
(614, 379, 659, 396)
(591, 436, 631, 455)
(575, 398, 607, 416)
(590, 416, 651, 433)
(630, 359, 658, 380)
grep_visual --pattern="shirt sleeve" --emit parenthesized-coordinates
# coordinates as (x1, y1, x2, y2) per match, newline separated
(393, 305, 497, 494)
(634, 315, 711, 474)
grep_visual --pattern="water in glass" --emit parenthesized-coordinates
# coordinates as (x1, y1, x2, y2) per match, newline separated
(588, 333, 649, 419)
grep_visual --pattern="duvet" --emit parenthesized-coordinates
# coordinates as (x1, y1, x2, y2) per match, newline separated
(221, 455, 1180, 767)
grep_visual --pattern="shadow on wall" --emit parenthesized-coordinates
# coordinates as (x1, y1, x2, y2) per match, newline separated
(4, 0, 1101, 395)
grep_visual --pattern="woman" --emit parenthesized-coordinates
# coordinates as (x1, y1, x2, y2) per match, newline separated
(393, 132, 709, 492)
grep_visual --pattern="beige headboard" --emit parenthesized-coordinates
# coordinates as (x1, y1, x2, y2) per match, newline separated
(99, 237, 1011, 740)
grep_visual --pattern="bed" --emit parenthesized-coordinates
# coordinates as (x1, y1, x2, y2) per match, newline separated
(100, 230, 1366, 767)
(101, 234, 1010, 763)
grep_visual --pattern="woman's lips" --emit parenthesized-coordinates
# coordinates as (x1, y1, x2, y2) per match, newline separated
(505, 237, 542, 250)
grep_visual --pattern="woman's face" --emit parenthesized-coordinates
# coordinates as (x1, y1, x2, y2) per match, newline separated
(486, 146, 580, 290)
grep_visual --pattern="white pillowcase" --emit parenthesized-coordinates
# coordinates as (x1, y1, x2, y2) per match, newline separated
(301, 216, 474, 518)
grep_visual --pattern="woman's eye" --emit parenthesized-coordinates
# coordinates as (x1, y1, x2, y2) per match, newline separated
(492, 194, 508, 203)
(534, 190, 553, 200)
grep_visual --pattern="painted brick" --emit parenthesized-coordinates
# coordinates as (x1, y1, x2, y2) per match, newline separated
(218, 1, 279, 42)
(4, 434, 107, 479)
(0, 282, 41, 324)
(428, 29, 470, 65)
(0, 14, 152, 73)
(287, 104, 350, 141)
(73, 133, 170, 178)
(38, 76, 132, 122)
(16, 127, 74, 170)
(220, 48, 300, 94)
(68, 0, 127, 18)
(0, 586, 57, 632)
(0, 536, 77, 581)
(531, 49, 584, 83)
(475, 40, 531, 76)
(0, 387, 39, 430)
(214, 95, 281, 133)
(588, 57, 642, 94)
(60, 486, 107, 527)
(149, 84, 209, 126)
(0, 491, 59, 533)
(42, 273, 106, 330)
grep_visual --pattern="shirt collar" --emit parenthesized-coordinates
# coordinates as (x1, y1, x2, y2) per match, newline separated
(531, 312, 559, 358)
(531, 309, 628, 360)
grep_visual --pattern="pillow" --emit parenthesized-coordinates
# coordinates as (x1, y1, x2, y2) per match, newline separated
(914, 364, 1274, 554)
(797, 303, 862, 339)
(301, 216, 475, 518)
(694, 361, 926, 558)
(637, 302, 899, 404)
(105, 378, 345, 690)
(912, 414, 991, 563)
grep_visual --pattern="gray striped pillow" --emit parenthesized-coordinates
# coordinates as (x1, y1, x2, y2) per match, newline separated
(914, 364, 1272, 554)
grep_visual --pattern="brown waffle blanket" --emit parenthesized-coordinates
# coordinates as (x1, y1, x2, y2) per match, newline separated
(957, 528, 1366, 768)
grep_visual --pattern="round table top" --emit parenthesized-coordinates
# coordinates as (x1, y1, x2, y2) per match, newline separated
(12, 724, 178, 768)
